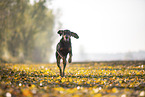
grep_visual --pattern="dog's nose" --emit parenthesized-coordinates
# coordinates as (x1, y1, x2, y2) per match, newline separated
(66, 36, 69, 39)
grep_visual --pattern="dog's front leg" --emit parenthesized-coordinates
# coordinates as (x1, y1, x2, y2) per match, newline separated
(68, 49, 72, 63)
(68, 54, 72, 63)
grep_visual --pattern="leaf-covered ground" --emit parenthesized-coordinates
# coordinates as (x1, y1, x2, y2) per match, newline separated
(0, 62, 145, 97)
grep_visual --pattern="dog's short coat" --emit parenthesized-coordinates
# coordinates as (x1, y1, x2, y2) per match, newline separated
(56, 30, 79, 77)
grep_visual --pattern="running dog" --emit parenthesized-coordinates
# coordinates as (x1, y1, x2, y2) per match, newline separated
(56, 30, 79, 77)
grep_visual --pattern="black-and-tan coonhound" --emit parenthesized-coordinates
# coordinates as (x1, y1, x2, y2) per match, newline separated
(56, 30, 79, 77)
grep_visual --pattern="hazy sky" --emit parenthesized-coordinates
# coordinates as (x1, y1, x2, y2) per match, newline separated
(51, 0, 145, 54)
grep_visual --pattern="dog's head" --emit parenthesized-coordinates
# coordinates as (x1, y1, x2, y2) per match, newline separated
(57, 30, 79, 41)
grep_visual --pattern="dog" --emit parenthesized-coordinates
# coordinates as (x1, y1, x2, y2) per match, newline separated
(56, 30, 79, 77)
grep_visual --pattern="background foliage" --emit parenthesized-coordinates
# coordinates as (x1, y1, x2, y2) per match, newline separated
(0, 0, 57, 63)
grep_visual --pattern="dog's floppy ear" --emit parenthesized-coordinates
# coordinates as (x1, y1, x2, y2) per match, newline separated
(57, 30, 64, 36)
(71, 32, 79, 39)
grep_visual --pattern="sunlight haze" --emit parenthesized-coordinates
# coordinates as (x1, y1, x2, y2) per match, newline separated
(51, 0, 145, 54)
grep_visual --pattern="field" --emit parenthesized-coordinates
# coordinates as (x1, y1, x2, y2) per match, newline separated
(0, 61, 145, 97)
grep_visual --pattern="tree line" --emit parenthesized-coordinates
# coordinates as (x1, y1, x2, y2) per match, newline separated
(0, 0, 58, 63)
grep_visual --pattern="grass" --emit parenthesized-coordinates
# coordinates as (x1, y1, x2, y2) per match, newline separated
(0, 61, 145, 97)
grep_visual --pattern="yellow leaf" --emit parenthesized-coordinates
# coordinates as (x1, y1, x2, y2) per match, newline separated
(22, 89, 32, 97)
(112, 88, 118, 93)
(119, 80, 122, 84)
(31, 84, 36, 88)
(93, 93, 102, 97)
(72, 94, 80, 97)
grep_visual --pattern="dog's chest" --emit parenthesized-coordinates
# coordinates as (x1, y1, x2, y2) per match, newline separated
(60, 41, 71, 50)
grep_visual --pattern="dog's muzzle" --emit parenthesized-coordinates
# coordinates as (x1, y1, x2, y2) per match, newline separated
(64, 36, 70, 41)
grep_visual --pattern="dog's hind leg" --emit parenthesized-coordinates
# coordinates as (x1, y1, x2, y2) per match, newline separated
(62, 58, 67, 77)
(57, 56, 63, 77)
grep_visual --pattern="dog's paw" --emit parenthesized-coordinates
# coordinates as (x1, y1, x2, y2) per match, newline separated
(68, 58, 72, 63)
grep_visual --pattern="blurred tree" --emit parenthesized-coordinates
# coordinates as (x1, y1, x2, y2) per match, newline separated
(30, 1, 55, 63)
(0, 0, 56, 63)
